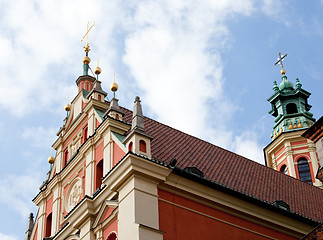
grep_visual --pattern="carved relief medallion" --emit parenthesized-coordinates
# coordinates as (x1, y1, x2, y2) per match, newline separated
(65, 177, 82, 212)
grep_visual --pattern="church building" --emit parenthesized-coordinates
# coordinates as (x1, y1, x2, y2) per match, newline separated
(25, 40, 323, 240)
(264, 53, 322, 188)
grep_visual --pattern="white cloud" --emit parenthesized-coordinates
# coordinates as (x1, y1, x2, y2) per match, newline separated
(22, 126, 57, 148)
(0, 233, 18, 240)
(261, 0, 289, 26)
(0, 0, 119, 117)
(122, 0, 258, 149)
(0, 0, 284, 159)
(233, 131, 264, 164)
(0, 174, 42, 219)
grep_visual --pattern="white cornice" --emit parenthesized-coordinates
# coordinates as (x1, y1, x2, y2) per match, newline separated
(103, 154, 171, 193)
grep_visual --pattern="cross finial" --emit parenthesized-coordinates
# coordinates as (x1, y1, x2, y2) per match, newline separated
(274, 52, 288, 67)
(81, 21, 95, 53)
(274, 52, 288, 75)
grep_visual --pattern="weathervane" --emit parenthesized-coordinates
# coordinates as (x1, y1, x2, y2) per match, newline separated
(81, 21, 95, 53)
(274, 52, 288, 75)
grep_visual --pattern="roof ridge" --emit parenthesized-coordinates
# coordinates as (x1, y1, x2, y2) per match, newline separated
(119, 104, 323, 194)
(120, 105, 266, 165)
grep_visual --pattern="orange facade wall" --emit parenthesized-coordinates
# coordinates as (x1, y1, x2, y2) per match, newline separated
(102, 207, 116, 222)
(95, 141, 104, 164)
(102, 218, 118, 240)
(276, 154, 285, 163)
(158, 189, 297, 240)
(291, 140, 307, 146)
(46, 196, 53, 218)
(33, 226, 38, 240)
(274, 145, 285, 158)
(113, 142, 125, 166)
(63, 118, 88, 149)
(293, 146, 308, 151)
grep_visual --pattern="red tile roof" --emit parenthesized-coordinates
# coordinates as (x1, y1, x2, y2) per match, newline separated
(122, 107, 323, 222)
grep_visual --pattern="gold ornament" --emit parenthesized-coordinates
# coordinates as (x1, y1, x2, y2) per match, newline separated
(65, 104, 71, 111)
(280, 69, 286, 75)
(94, 66, 101, 75)
(110, 82, 118, 92)
(83, 56, 91, 64)
(48, 156, 55, 164)
(298, 119, 303, 128)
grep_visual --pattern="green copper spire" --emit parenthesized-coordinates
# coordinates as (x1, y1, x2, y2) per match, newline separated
(296, 78, 302, 89)
(273, 81, 279, 92)
(278, 75, 294, 93)
(268, 53, 315, 140)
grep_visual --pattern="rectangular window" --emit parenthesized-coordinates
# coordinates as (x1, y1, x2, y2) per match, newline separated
(82, 126, 88, 144)
(64, 149, 69, 167)
(95, 159, 103, 190)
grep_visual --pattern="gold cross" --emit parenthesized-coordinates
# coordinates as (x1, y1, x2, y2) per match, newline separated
(81, 21, 95, 52)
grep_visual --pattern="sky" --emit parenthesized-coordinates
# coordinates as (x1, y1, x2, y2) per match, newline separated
(0, 0, 323, 239)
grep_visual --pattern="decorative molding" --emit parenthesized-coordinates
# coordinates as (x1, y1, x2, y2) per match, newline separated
(65, 177, 83, 213)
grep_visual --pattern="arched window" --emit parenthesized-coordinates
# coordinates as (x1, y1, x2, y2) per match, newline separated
(45, 213, 52, 237)
(107, 232, 117, 240)
(115, 114, 119, 120)
(98, 95, 102, 102)
(139, 140, 146, 153)
(280, 164, 288, 175)
(297, 158, 312, 184)
(129, 142, 133, 152)
(286, 103, 298, 114)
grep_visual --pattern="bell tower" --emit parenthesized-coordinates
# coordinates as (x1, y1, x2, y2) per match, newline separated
(264, 53, 321, 187)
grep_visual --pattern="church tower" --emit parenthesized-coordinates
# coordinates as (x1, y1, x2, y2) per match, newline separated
(264, 53, 322, 187)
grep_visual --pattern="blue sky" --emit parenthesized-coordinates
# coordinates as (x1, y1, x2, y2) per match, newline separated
(0, 1, 322, 239)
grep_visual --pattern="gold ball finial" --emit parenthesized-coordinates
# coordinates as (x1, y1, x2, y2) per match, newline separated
(65, 96, 71, 111)
(280, 68, 286, 75)
(83, 56, 91, 64)
(94, 66, 101, 75)
(65, 104, 71, 111)
(111, 72, 118, 92)
(48, 155, 55, 164)
(110, 82, 118, 92)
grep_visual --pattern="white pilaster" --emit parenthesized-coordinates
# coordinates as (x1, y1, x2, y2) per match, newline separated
(106, 155, 170, 240)
(85, 147, 95, 195)
(308, 142, 321, 186)
(118, 175, 162, 240)
(88, 109, 96, 137)
(285, 141, 297, 178)
(103, 132, 112, 176)
(51, 183, 61, 235)
(79, 218, 95, 240)
(37, 200, 46, 240)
